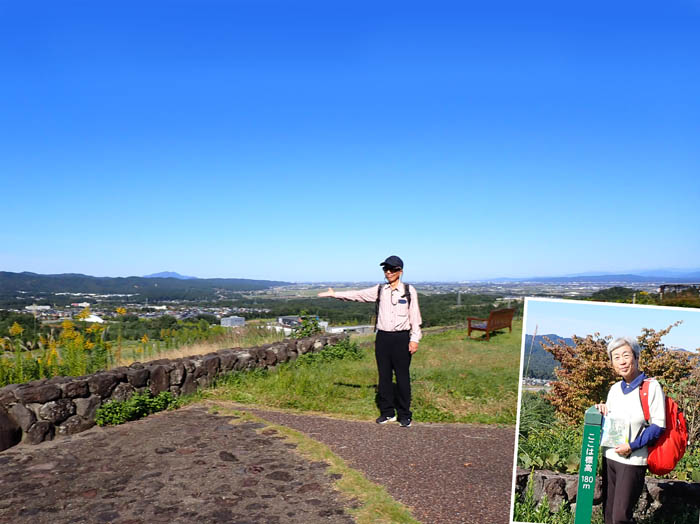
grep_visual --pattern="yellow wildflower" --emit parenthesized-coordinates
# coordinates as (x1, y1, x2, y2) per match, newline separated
(9, 322, 24, 337)
(141, 334, 149, 344)
(76, 307, 91, 320)
(116, 307, 127, 315)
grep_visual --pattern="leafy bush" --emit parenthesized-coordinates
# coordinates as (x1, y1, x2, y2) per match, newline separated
(295, 338, 363, 365)
(519, 391, 557, 440)
(518, 422, 582, 474)
(291, 316, 322, 339)
(95, 391, 181, 426)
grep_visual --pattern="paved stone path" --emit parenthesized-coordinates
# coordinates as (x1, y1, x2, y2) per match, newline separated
(0, 405, 354, 524)
(0, 403, 517, 523)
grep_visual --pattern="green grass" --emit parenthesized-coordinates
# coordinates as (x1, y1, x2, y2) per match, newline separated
(202, 321, 522, 425)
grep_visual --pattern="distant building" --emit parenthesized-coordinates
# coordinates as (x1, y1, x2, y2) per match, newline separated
(278, 315, 303, 327)
(326, 324, 374, 335)
(25, 305, 51, 312)
(79, 314, 104, 324)
(221, 316, 245, 328)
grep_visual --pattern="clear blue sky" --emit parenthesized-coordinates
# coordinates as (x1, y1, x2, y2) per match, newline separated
(524, 298, 700, 352)
(1, 1, 699, 282)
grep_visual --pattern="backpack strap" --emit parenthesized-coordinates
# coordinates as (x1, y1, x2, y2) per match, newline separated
(639, 378, 651, 423)
(404, 283, 412, 307)
(374, 284, 382, 331)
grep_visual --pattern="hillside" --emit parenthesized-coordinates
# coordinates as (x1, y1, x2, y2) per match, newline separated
(521, 334, 571, 380)
(0, 271, 289, 304)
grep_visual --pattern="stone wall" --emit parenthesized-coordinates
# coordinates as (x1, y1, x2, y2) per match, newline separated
(514, 467, 700, 521)
(0, 333, 347, 452)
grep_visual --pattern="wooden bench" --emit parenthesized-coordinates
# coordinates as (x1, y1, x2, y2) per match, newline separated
(467, 308, 515, 341)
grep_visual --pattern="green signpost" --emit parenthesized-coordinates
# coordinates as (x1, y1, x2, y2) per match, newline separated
(574, 406, 603, 524)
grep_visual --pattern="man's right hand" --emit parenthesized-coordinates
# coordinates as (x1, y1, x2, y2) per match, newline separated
(317, 287, 335, 298)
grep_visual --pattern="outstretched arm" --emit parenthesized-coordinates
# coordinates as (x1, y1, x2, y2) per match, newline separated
(317, 288, 336, 298)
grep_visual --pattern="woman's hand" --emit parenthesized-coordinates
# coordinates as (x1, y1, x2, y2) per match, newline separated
(317, 287, 335, 298)
(595, 403, 608, 416)
(614, 443, 632, 457)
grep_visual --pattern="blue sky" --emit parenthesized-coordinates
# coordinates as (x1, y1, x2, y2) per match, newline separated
(1, 1, 699, 282)
(524, 298, 700, 352)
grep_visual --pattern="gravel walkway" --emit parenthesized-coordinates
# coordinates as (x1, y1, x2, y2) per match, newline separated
(242, 407, 516, 524)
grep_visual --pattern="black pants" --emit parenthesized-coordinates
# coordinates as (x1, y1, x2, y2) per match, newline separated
(375, 330, 412, 420)
(601, 457, 647, 524)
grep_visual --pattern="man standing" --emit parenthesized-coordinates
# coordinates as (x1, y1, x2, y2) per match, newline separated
(317, 255, 422, 427)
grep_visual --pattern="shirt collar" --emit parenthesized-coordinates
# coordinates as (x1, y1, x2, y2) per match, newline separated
(620, 371, 646, 395)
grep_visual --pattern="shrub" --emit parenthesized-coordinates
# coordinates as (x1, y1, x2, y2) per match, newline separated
(295, 338, 363, 365)
(95, 391, 181, 426)
(292, 316, 322, 339)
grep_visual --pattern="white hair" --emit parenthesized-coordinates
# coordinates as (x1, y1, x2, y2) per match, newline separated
(607, 336, 641, 360)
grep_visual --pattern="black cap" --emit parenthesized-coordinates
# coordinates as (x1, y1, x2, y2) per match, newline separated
(380, 255, 404, 269)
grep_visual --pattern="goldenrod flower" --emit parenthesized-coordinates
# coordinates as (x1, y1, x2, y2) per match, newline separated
(141, 334, 149, 344)
(9, 322, 24, 337)
(116, 307, 127, 315)
(76, 307, 91, 320)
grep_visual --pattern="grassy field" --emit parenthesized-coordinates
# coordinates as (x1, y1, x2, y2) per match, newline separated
(202, 320, 522, 425)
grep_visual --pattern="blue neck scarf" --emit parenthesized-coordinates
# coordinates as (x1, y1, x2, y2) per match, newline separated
(620, 371, 646, 395)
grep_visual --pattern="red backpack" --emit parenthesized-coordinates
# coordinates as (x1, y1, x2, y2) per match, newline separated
(639, 378, 688, 475)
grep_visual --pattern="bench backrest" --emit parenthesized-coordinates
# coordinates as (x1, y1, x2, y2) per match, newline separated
(487, 308, 515, 330)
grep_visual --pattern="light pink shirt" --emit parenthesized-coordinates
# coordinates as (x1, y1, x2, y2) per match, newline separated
(333, 282, 422, 343)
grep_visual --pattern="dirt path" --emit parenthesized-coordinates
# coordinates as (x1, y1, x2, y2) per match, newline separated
(0, 403, 516, 524)
(243, 407, 516, 524)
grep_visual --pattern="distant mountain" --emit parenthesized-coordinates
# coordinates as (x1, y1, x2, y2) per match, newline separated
(0, 271, 290, 304)
(493, 273, 700, 284)
(522, 334, 572, 380)
(143, 271, 198, 280)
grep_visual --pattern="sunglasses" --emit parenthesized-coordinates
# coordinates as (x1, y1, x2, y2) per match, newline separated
(383, 266, 401, 273)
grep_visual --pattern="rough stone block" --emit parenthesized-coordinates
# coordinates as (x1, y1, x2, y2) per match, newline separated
(74, 395, 102, 419)
(0, 386, 19, 408)
(62, 380, 89, 398)
(218, 351, 237, 372)
(88, 373, 118, 398)
(181, 374, 197, 396)
(57, 415, 95, 436)
(169, 363, 186, 386)
(126, 367, 149, 388)
(111, 382, 135, 403)
(9, 403, 36, 431)
(0, 407, 21, 451)
(202, 355, 220, 377)
(25, 420, 54, 444)
(543, 476, 567, 512)
(38, 398, 76, 424)
(264, 348, 278, 366)
(15, 384, 62, 404)
(149, 365, 170, 395)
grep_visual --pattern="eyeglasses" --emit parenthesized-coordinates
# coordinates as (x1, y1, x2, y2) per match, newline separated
(383, 267, 401, 273)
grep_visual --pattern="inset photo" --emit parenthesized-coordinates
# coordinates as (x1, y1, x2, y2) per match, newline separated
(510, 298, 700, 524)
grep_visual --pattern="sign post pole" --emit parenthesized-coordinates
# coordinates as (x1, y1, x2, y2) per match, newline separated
(574, 406, 603, 524)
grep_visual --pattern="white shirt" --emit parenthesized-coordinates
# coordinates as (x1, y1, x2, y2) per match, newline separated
(603, 377, 665, 466)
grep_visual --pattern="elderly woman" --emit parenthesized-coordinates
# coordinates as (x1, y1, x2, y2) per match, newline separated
(595, 337, 666, 524)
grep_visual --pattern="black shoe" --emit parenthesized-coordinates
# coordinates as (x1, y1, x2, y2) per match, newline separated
(399, 418, 412, 427)
(376, 415, 397, 424)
